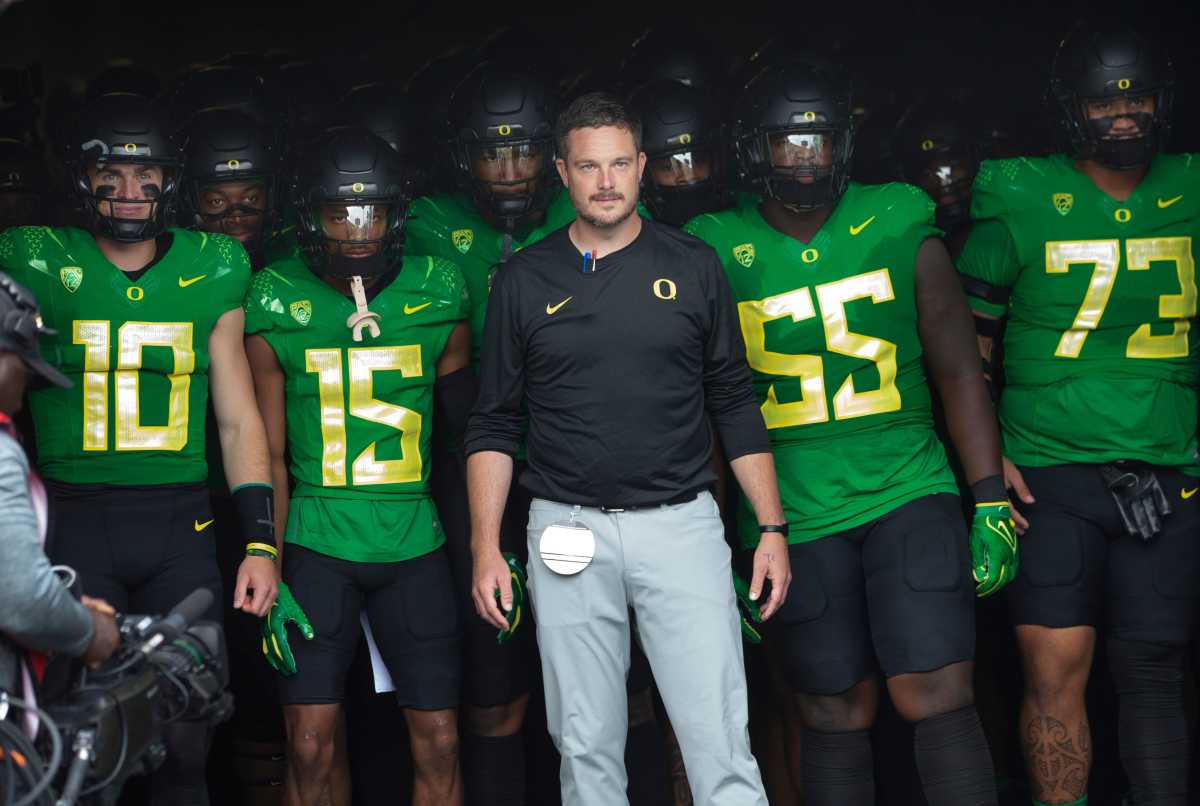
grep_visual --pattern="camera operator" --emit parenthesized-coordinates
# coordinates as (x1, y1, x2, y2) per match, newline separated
(0, 271, 119, 697)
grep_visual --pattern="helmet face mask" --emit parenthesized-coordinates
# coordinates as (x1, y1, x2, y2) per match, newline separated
(192, 178, 271, 249)
(462, 138, 554, 221)
(1050, 27, 1174, 170)
(914, 156, 974, 230)
(79, 157, 180, 242)
(309, 202, 401, 279)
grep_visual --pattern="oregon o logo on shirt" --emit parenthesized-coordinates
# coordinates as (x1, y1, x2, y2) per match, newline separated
(653, 278, 677, 301)
(801, 248, 820, 264)
(126, 286, 144, 301)
(1114, 208, 1132, 223)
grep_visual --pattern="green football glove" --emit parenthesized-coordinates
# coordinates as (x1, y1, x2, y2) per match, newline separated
(495, 552, 527, 645)
(732, 569, 763, 644)
(261, 582, 314, 676)
(970, 499, 1019, 598)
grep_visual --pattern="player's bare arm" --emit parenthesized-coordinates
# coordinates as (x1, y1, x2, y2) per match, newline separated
(210, 306, 278, 616)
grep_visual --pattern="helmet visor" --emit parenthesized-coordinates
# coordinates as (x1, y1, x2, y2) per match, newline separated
(916, 158, 974, 198)
(767, 131, 837, 171)
(319, 203, 393, 251)
(647, 149, 714, 188)
(467, 141, 548, 192)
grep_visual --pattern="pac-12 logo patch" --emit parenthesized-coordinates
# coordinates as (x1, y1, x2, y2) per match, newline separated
(60, 266, 83, 293)
(733, 243, 755, 268)
(1052, 193, 1074, 216)
(289, 299, 312, 326)
(452, 229, 474, 254)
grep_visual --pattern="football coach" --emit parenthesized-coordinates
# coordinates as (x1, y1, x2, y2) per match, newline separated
(465, 91, 790, 806)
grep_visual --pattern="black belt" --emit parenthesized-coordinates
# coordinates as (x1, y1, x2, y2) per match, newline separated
(597, 488, 705, 513)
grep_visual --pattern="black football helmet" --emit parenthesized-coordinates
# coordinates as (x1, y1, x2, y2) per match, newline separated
(335, 83, 429, 197)
(447, 66, 558, 224)
(67, 92, 183, 242)
(733, 61, 854, 210)
(0, 138, 49, 229)
(629, 79, 731, 227)
(184, 108, 280, 259)
(892, 104, 978, 230)
(1049, 25, 1174, 169)
(293, 127, 408, 279)
(166, 66, 275, 136)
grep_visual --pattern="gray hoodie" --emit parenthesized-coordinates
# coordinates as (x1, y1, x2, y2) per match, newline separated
(0, 429, 93, 693)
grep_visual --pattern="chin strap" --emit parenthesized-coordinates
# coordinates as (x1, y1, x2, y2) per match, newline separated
(346, 275, 381, 342)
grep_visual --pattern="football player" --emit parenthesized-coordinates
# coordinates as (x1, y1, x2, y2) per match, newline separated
(0, 91, 278, 806)
(892, 102, 979, 257)
(244, 127, 470, 806)
(957, 26, 1198, 806)
(0, 138, 49, 229)
(628, 78, 733, 228)
(184, 108, 281, 270)
(686, 62, 1010, 805)
(404, 66, 566, 806)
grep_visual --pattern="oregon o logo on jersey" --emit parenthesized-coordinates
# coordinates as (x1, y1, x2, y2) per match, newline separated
(60, 266, 83, 293)
(451, 229, 474, 254)
(289, 299, 313, 326)
(733, 243, 756, 268)
(1052, 193, 1074, 216)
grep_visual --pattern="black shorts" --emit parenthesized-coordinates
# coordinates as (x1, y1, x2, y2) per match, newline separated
(277, 544, 461, 710)
(432, 449, 536, 708)
(1004, 463, 1200, 644)
(762, 493, 975, 696)
(47, 482, 224, 622)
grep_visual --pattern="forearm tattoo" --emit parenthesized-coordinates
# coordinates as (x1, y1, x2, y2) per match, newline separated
(1024, 716, 1090, 801)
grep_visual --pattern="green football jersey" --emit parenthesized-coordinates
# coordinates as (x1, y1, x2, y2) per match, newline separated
(686, 183, 957, 545)
(958, 154, 1200, 470)
(405, 187, 578, 368)
(0, 226, 250, 485)
(244, 254, 467, 562)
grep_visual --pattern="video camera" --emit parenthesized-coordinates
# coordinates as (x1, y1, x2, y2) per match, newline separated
(0, 588, 232, 806)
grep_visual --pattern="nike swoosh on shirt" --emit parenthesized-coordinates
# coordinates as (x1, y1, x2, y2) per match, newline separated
(194, 519, 214, 532)
(546, 297, 572, 315)
(178, 274, 207, 288)
(1182, 487, 1198, 500)
(1158, 195, 1183, 208)
(404, 302, 432, 315)
(849, 215, 876, 236)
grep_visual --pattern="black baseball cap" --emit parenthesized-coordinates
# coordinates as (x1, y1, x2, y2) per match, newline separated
(0, 272, 71, 389)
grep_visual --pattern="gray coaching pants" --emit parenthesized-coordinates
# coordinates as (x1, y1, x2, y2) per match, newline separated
(525, 492, 768, 806)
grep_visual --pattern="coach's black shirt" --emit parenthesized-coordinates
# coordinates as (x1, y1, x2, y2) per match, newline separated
(465, 218, 769, 508)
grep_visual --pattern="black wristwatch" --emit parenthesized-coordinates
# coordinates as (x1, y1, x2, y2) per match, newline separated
(759, 523, 789, 538)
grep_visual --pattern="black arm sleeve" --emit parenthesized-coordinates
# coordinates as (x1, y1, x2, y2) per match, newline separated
(435, 365, 478, 445)
(701, 251, 771, 462)
(915, 237, 1003, 484)
(464, 266, 526, 458)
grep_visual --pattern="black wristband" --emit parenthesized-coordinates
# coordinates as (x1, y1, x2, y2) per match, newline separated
(759, 523, 789, 538)
(970, 474, 1007, 506)
(232, 483, 275, 544)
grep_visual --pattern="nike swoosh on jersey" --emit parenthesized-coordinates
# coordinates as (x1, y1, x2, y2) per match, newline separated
(1182, 487, 1198, 500)
(404, 302, 433, 315)
(178, 274, 208, 287)
(546, 297, 572, 315)
(849, 215, 876, 236)
(194, 519, 214, 532)
(1158, 195, 1184, 208)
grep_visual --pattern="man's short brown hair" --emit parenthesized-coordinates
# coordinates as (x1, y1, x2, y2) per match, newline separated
(555, 92, 643, 159)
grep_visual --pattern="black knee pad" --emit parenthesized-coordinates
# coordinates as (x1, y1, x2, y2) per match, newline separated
(463, 732, 525, 806)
